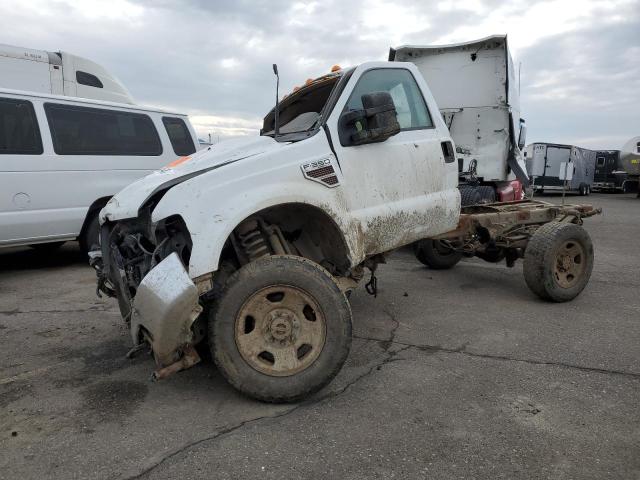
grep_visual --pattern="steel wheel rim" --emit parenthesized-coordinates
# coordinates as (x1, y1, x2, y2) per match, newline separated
(234, 284, 327, 377)
(553, 240, 585, 288)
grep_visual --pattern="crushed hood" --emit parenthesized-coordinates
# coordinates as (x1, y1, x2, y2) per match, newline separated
(101, 136, 282, 223)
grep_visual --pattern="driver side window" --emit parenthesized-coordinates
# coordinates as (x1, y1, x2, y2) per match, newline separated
(345, 69, 433, 130)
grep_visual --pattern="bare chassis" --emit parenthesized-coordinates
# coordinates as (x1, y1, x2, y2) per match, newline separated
(432, 199, 601, 264)
(117, 199, 602, 382)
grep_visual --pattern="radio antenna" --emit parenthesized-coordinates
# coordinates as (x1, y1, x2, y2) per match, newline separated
(272, 64, 280, 139)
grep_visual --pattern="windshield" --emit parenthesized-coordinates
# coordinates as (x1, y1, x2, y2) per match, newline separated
(262, 74, 340, 137)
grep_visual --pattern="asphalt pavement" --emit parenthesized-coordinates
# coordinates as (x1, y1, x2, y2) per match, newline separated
(1, 193, 638, 479)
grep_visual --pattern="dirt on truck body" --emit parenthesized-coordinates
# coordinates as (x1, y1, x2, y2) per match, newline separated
(92, 61, 602, 403)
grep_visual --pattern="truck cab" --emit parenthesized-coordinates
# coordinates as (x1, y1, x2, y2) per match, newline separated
(390, 35, 528, 203)
(96, 61, 459, 399)
(0, 43, 134, 104)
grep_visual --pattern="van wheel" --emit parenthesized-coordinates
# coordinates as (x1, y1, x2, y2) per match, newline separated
(414, 239, 463, 269)
(79, 213, 100, 254)
(210, 255, 352, 403)
(523, 222, 594, 302)
(29, 242, 65, 253)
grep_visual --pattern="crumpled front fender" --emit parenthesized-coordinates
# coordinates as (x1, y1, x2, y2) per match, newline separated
(131, 252, 203, 366)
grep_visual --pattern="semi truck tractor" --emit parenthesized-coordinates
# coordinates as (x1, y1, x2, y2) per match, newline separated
(92, 61, 599, 403)
(389, 35, 528, 205)
(0, 43, 134, 104)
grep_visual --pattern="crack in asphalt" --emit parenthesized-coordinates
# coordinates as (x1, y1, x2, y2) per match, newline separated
(0, 307, 111, 315)
(353, 334, 640, 379)
(121, 314, 409, 480)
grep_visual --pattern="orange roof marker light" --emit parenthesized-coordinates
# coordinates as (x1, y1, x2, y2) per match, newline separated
(331, 65, 341, 72)
(305, 78, 314, 86)
(165, 155, 191, 169)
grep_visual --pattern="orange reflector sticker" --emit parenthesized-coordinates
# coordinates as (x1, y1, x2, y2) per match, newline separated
(166, 156, 191, 168)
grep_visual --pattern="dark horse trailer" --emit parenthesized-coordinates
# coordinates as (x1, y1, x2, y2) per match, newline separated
(526, 143, 596, 195)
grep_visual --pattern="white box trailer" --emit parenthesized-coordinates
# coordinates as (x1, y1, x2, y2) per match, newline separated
(389, 35, 528, 204)
(526, 143, 596, 195)
(0, 43, 134, 104)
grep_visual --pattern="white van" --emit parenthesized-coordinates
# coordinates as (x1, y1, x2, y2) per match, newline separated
(0, 88, 199, 252)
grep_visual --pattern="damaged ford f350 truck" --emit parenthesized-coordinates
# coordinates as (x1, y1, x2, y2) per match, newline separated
(92, 61, 600, 402)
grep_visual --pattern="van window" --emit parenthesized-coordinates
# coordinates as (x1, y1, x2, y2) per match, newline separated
(44, 103, 162, 156)
(344, 68, 433, 130)
(0, 98, 43, 155)
(163, 117, 196, 156)
(76, 71, 103, 89)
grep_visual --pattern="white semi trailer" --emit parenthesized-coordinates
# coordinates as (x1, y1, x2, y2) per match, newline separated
(0, 43, 134, 104)
(389, 35, 528, 205)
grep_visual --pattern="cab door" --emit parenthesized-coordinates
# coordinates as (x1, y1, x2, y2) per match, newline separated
(326, 64, 457, 255)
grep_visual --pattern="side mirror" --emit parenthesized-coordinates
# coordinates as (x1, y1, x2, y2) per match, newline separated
(518, 119, 527, 150)
(339, 91, 400, 146)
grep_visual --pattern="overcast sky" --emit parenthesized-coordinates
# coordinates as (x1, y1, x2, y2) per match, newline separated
(1, 0, 638, 149)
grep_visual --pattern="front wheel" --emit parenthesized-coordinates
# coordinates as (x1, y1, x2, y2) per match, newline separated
(210, 255, 352, 403)
(523, 222, 594, 302)
(413, 239, 463, 270)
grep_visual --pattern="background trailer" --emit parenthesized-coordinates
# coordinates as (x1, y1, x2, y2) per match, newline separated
(526, 143, 596, 196)
(592, 150, 626, 192)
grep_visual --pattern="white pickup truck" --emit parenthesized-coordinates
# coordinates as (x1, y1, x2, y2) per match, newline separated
(93, 61, 600, 402)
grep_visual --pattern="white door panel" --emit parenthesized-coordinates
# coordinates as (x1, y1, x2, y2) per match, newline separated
(546, 147, 571, 177)
(328, 64, 456, 253)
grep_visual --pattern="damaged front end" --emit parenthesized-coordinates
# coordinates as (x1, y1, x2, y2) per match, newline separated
(91, 211, 204, 378)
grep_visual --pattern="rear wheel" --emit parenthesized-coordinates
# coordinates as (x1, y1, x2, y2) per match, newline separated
(210, 255, 352, 403)
(578, 184, 587, 196)
(523, 222, 594, 302)
(414, 239, 463, 270)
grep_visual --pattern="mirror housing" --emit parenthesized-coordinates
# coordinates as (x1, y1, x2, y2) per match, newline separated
(518, 118, 527, 150)
(339, 91, 401, 146)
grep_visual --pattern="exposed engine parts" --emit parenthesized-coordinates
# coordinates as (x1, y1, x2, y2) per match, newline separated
(93, 214, 193, 313)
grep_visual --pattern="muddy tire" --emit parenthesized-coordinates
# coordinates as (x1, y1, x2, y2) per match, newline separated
(413, 239, 463, 270)
(459, 186, 482, 206)
(210, 255, 352, 403)
(523, 222, 594, 302)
